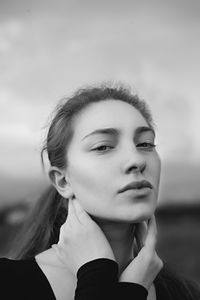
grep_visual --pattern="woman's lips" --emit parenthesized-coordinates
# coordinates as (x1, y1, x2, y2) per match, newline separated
(118, 180, 153, 193)
(122, 187, 152, 197)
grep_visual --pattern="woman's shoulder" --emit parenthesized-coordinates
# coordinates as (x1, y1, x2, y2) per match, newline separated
(0, 256, 33, 274)
(0, 256, 49, 284)
(155, 263, 200, 300)
(0, 257, 56, 299)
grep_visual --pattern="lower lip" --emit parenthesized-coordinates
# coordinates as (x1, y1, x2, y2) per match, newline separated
(121, 187, 152, 197)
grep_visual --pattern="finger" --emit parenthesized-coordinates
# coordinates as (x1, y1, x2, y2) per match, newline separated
(148, 214, 157, 232)
(144, 215, 157, 249)
(67, 198, 80, 223)
(135, 221, 147, 250)
(67, 198, 74, 217)
(148, 215, 157, 236)
(72, 199, 91, 223)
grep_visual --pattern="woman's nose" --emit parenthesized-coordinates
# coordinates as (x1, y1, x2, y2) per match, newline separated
(122, 147, 146, 174)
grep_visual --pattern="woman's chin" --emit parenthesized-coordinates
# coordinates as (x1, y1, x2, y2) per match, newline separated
(88, 205, 156, 224)
(116, 205, 156, 222)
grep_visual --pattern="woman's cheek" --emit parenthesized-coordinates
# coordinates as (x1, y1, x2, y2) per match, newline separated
(68, 160, 103, 198)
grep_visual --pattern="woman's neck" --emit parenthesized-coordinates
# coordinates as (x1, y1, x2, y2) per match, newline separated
(37, 220, 136, 277)
(95, 219, 136, 275)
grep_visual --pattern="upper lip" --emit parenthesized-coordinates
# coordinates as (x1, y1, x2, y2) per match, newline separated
(118, 180, 153, 193)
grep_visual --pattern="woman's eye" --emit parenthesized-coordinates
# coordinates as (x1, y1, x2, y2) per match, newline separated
(137, 142, 156, 150)
(91, 145, 113, 152)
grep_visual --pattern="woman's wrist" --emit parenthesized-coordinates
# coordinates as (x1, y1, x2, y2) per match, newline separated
(77, 258, 119, 282)
(116, 282, 148, 300)
(75, 258, 119, 299)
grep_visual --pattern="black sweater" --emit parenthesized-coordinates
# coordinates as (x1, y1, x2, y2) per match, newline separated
(0, 257, 199, 300)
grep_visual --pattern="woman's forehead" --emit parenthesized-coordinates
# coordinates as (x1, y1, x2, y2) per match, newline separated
(72, 100, 149, 139)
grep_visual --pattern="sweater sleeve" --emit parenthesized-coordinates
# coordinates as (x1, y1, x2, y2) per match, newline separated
(75, 258, 148, 300)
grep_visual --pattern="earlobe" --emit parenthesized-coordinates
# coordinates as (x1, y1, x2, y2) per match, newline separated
(48, 166, 74, 199)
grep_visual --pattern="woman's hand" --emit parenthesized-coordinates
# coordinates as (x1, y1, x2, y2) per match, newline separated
(52, 198, 116, 274)
(119, 215, 163, 290)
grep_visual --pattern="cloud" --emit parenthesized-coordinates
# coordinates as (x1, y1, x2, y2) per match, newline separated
(0, 123, 34, 141)
(0, 19, 22, 52)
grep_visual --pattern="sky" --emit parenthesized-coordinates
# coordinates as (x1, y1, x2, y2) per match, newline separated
(0, 0, 200, 205)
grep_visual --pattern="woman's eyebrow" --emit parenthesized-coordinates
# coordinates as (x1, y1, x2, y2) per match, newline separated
(135, 126, 155, 138)
(81, 128, 118, 141)
(81, 126, 155, 141)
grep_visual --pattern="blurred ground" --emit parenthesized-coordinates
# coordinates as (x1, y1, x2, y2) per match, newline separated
(0, 201, 200, 285)
(155, 204, 200, 283)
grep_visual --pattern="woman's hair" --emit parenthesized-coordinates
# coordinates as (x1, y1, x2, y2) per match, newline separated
(11, 83, 154, 260)
(10, 82, 200, 298)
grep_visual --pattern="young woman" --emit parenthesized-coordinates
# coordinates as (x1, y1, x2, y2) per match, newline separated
(2, 84, 200, 300)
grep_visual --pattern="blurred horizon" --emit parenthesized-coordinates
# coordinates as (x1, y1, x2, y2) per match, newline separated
(1, 161, 200, 208)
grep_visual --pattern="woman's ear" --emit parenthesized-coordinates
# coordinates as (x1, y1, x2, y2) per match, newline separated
(48, 166, 74, 199)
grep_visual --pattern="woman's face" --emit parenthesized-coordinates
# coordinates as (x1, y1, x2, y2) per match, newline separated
(65, 99, 161, 223)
